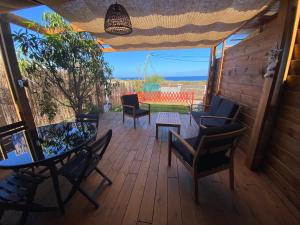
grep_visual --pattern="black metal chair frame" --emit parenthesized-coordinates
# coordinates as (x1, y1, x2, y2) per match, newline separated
(168, 125, 246, 202)
(0, 121, 58, 225)
(75, 113, 99, 128)
(59, 129, 113, 208)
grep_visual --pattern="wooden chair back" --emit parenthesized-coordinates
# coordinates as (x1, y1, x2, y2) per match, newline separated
(193, 125, 247, 172)
(121, 94, 140, 109)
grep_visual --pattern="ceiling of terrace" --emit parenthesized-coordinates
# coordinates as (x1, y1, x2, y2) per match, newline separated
(1, 0, 275, 51)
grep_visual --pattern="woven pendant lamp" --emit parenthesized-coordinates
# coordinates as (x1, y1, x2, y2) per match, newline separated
(104, 2, 132, 35)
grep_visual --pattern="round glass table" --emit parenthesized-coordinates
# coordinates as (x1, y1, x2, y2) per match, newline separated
(0, 121, 97, 213)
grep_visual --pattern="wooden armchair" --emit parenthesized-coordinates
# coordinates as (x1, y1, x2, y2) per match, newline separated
(199, 99, 240, 128)
(190, 95, 222, 124)
(121, 94, 150, 129)
(168, 123, 246, 202)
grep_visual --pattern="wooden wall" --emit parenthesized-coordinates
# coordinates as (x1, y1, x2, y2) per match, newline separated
(263, 19, 300, 209)
(211, 0, 300, 210)
(213, 10, 285, 154)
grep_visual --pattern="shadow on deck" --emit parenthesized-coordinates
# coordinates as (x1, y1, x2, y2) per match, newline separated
(3, 112, 300, 225)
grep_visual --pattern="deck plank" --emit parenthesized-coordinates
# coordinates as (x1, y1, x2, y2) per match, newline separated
(3, 112, 300, 225)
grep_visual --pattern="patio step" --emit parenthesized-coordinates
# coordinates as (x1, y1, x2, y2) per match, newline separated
(286, 75, 300, 92)
(294, 44, 300, 60)
(289, 59, 300, 75)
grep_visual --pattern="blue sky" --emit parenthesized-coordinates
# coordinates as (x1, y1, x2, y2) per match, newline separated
(11, 5, 236, 78)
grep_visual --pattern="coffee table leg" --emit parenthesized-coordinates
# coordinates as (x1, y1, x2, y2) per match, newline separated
(156, 124, 158, 139)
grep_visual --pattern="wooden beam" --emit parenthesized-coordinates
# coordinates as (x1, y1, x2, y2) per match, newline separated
(204, 46, 216, 105)
(216, 41, 226, 94)
(7, 13, 49, 34)
(102, 47, 116, 52)
(245, 0, 292, 170)
(0, 14, 36, 130)
(7, 13, 115, 52)
(282, 1, 300, 81)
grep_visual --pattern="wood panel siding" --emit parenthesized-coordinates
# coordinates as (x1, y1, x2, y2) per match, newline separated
(213, 12, 284, 154)
(2, 112, 299, 225)
(264, 11, 300, 209)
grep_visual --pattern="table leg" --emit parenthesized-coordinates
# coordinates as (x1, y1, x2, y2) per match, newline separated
(49, 164, 65, 214)
(156, 124, 158, 139)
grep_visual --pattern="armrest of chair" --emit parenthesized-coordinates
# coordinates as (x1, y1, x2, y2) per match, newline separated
(169, 130, 195, 156)
(122, 104, 135, 115)
(199, 115, 234, 128)
(140, 102, 151, 111)
(190, 103, 211, 112)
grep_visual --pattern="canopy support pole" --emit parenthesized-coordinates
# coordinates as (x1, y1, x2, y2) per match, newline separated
(0, 14, 36, 130)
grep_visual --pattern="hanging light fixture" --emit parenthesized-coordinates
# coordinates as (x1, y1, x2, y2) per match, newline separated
(104, 2, 132, 35)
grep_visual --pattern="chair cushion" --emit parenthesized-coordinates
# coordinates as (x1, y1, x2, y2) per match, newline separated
(171, 137, 197, 165)
(191, 111, 209, 125)
(209, 95, 222, 115)
(214, 99, 239, 125)
(124, 108, 149, 116)
(121, 94, 140, 110)
(197, 153, 230, 172)
(171, 123, 243, 172)
(201, 118, 223, 127)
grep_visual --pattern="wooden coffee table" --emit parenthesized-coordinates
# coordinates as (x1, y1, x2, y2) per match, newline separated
(155, 112, 181, 139)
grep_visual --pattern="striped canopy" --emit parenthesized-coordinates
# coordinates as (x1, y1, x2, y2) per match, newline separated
(39, 0, 272, 51)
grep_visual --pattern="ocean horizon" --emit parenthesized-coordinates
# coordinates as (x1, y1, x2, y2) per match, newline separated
(116, 75, 208, 81)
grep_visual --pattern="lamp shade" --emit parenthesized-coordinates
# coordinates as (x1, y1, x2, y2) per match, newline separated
(104, 3, 132, 35)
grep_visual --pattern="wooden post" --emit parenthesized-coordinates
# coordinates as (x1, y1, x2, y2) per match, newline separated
(246, 0, 292, 170)
(0, 14, 44, 160)
(0, 14, 36, 130)
(216, 41, 226, 95)
(204, 46, 216, 105)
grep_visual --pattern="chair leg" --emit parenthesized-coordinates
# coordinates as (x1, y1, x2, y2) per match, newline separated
(123, 112, 125, 123)
(148, 113, 151, 124)
(190, 114, 192, 125)
(64, 186, 78, 204)
(95, 167, 112, 185)
(194, 176, 199, 203)
(134, 117, 136, 129)
(168, 145, 172, 167)
(19, 209, 29, 225)
(230, 165, 234, 191)
(77, 187, 99, 208)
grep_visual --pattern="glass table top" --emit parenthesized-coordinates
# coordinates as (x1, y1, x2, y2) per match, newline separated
(0, 122, 97, 169)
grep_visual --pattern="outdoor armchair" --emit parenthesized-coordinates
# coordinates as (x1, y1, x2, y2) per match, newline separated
(190, 95, 222, 124)
(121, 94, 150, 129)
(168, 123, 246, 202)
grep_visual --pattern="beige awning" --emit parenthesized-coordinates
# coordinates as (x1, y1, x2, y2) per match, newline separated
(39, 0, 272, 51)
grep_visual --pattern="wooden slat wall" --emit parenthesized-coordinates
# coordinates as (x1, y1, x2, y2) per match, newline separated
(264, 17, 300, 209)
(213, 15, 284, 154)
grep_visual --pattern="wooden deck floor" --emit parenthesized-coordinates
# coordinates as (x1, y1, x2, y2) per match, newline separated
(3, 112, 300, 225)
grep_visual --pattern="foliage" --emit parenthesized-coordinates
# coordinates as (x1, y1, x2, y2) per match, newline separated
(131, 79, 144, 92)
(14, 12, 115, 120)
(145, 74, 165, 83)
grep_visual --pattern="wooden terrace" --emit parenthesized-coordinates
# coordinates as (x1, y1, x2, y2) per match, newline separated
(2, 113, 299, 225)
